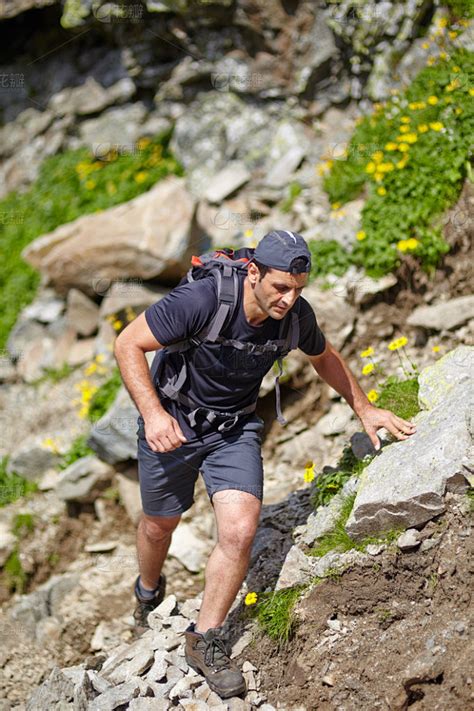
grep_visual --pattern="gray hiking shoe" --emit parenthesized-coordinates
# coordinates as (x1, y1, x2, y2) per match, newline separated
(133, 574, 167, 630)
(183, 622, 246, 699)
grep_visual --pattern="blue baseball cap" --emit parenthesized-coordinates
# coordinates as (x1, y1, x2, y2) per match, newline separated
(253, 230, 311, 273)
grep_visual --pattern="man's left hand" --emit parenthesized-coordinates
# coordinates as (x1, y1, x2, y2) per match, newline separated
(357, 404, 417, 451)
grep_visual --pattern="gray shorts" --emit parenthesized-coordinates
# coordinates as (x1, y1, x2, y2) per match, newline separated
(136, 415, 265, 517)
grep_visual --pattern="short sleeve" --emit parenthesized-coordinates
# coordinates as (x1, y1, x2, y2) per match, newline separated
(296, 296, 326, 356)
(144, 278, 218, 346)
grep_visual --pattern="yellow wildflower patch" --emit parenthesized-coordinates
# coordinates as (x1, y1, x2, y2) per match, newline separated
(367, 390, 379, 403)
(362, 363, 374, 375)
(360, 347, 374, 358)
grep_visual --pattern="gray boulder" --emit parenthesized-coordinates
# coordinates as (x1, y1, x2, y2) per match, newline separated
(55, 455, 114, 503)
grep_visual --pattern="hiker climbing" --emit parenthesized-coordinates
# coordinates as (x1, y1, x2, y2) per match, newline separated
(113, 229, 417, 699)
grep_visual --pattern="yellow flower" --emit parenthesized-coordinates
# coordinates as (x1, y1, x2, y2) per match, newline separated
(448, 31, 457, 39)
(388, 337, 408, 351)
(398, 143, 410, 152)
(374, 171, 384, 183)
(245, 592, 258, 606)
(85, 179, 96, 190)
(134, 171, 149, 184)
(378, 162, 394, 173)
(439, 52, 448, 60)
(421, 41, 430, 50)
(452, 66, 460, 73)
(377, 187, 387, 196)
(84, 362, 98, 376)
(95, 354, 106, 363)
(404, 133, 418, 144)
(432, 345, 440, 353)
(397, 239, 408, 252)
(112, 320, 123, 330)
(371, 151, 384, 163)
(137, 137, 151, 150)
(331, 202, 341, 210)
(469, 88, 474, 97)
(437, 17, 448, 29)
(385, 142, 398, 151)
(41, 437, 60, 454)
(367, 390, 379, 403)
(365, 162, 376, 174)
(356, 230, 366, 241)
(406, 237, 419, 250)
(106, 181, 117, 195)
(396, 159, 408, 169)
(427, 57, 435, 67)
(362, 363, 374, 375)
(399, 124, 410, 134)
(455, 107, 463, 115)
(427, 95, 438, 105)
(304, 461, 316, 483)
(400, 116, 410, 124)
(360, 347, 374, 358)
(418, 124, 429, 133)
(429, 122, 444, 131)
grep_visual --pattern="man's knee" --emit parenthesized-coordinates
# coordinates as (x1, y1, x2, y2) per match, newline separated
(140, 513, 181, 543)
(213, 491, 261, 553)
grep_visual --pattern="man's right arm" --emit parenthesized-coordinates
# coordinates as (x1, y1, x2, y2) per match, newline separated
(114, 312, 187, 452)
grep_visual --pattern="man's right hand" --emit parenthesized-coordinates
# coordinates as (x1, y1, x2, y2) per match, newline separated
(143, 410, 188, 453)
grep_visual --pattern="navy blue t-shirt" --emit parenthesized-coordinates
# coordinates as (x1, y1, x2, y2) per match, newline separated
(144, 272, 326, 438)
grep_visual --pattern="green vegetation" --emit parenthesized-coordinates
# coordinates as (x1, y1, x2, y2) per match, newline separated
(375, 375, 420, 420)
(30, 363, 77, 385)
(88, 366, 122, 422)
(11, 513, 36, 538)
(308, 239, 353, 280)
(280, 181, 303, 213)
(59, 434, 95, 470)
(311, 445, 369, 509)
(0, 129, 184, 350)
(444, 0, 474, 18)
(102, 486, 121, 504)
(0, 456, 38, 507)
(4, 548, 28, 593)
(253, 585, 306, 645)
(316, 46, 473, 277)
(309, 493, 403, 558)
(466, 487, 474, 514)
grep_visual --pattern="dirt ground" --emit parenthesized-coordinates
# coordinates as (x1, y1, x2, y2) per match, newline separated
(245, 497, 473, 710)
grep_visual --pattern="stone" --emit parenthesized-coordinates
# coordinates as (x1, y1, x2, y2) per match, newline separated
(294, 477, 359, 547)
(0, 522, 16, 567)
(302, 281, 356, 351)
(407, 295, 474, 331)
(22, 177, 201, 297)
(21, 291, 65, 323)
(55, 455, 114, 503)
(276, 545, 367, 589)
(99, 282, 168, 318)
(230, 629, 253, 659)
(264, 146, 306, 188)
(107, 648, 155, 685)
(66, 289, 100, 336)
(25, 667, 75, 710)
(88, 679, 141, 710)
(397, 529, 421, 551)
(149, 627, 181, 651)
(87, 386, 139, 464)
(49, 77, 135, 117)
(67, 337, 96, 366)
(78, 103, 147, 151)
(346, 348, 473, 538)
(351, 273, 398, 305)
(128, 698, 171, 710)
(205, 161, 251, 203)
(293, 9, 337, 94)
(316, 402, 354, 436)
(6, 437, 61, 481)
(168, 523, 209, 573)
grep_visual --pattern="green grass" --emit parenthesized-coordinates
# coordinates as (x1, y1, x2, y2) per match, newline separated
(317, 45, 473, 277)
(309, 493, 403, 558)
(0, 456, 38, 507)
(308, 239, 353, 280)
(59, 434, 95, 470)
(376, 375, 420, 420)
(279, 181, 303, 213)
(11, 513, 36, 537)
(254, 585, 306, 645)
(88, 366, 122, 422)
(311, 445, 369, 509)
(0, 129, 184, 350)
(30, 363, 78, 385)
(444, 0, 474, 18)
(3, 548, 28, 593)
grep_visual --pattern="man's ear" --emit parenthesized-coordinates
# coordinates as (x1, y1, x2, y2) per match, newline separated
(247, 262, 260, 284)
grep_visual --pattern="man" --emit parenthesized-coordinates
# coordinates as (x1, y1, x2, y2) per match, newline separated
(114, 230, 416, 699)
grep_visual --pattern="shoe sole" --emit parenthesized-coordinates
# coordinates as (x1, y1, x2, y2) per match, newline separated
(186, 659, 247, 698)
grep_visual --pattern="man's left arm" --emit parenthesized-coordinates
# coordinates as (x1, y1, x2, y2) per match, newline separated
(306, 339, 417, 450)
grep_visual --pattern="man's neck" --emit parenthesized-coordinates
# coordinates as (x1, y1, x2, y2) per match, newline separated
(243, 276, 268, 327)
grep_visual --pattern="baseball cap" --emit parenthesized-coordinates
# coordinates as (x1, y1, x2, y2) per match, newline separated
(253, 230, 311, 273)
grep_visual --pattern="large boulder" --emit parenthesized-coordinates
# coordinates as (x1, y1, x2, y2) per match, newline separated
(345, 347, 473, 538)
(22, 177, 204, 296)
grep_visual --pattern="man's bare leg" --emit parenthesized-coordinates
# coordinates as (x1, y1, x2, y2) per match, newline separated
(196, 490, 261, 632)
(136, 512, 181, 589)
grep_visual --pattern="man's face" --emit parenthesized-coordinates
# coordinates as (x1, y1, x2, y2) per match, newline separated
(250, 264, 308, 319)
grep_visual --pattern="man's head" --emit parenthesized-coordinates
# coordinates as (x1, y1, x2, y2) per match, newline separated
(247, 230, 311, 320)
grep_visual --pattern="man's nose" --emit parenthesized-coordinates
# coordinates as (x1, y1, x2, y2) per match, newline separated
(281, 290, 298, 307)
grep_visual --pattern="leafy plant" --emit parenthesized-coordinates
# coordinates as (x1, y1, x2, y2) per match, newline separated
(308, 239, 353, 280)
(11, 513, 36, 537)
(311, 445, 369, 509)
(0, 456, 38, 507)
(59, 435, 95, 470)
(375, 375, 420, 420)
(88, 366, 122, 422)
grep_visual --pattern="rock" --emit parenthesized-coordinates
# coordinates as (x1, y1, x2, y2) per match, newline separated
(87, 386, 139, 464)
(168, 673, 202, 700)
(145, 649, 168, 682)
(107, 648, 155, 685)
(99, 282, 168, 318)
(0, 107, 54, 158)
(346, 347, 473, 538)
(151, 594, 178, 620)
(22, 177, 201, 296)
(351, 273, 398, 306)
(302, 282, 356, 351)
(264, 147, 306, 189)
(25, 667, 75, 710)
(397, 529, 421, 551)
(55, 455, 114, 503)
(316, 402, 354, 436)
(263, 121, 311, 187)
(0, 522, 16, 567)
(12, 316, 77, 382)
(49, 77, 135, 117)
(78, 102, 147, 152)
(6, 437, 61, 480)
(366, 544, 385, 555)
(88, 679, 141, 710)
(21, 290, 65, 323)
(84, 541, 119, 553)
(67, 337, 96, 367)
(66, 289, 100, 337)
(149, 627, 181, 651)
(294, 477, 359, 547)
(276, 544, 367, 589)
(6, 318, 47, 362)
(293, 9, 337, 95)
(230, 628, 254, 659)
(205, 161, 251, 203)
(128, 698, 171, 710)
(168, 523, 210, 573)
(116, 467, 142, 525)
(407, 296, 474, 331)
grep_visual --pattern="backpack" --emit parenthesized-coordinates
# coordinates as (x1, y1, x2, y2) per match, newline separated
(156, 247, 300, 431)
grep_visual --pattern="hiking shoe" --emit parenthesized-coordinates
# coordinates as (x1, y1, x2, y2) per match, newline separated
(183, 622, 246, 699)
(133, 574, 167, 630)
